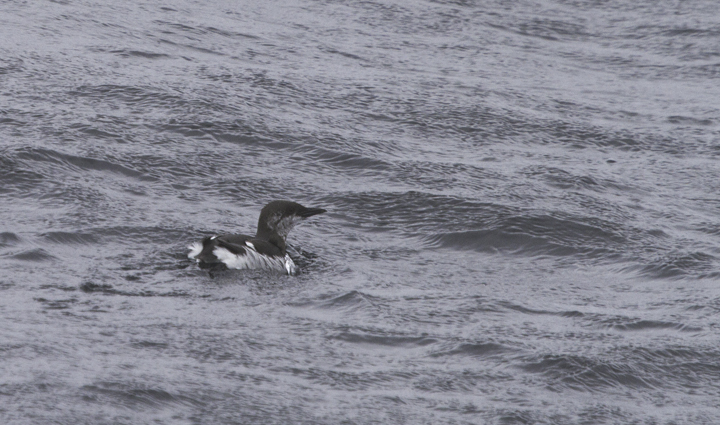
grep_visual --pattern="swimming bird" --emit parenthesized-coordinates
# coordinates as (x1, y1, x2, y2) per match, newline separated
(188, 200, 326, 275)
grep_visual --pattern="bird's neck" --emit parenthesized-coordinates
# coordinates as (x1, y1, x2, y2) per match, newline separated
(256, 227, 286, 254)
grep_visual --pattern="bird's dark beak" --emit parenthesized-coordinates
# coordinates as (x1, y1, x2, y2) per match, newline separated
(298, 207, 327, 218)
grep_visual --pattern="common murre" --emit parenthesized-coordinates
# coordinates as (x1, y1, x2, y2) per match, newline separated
(188, 200, 326, 275)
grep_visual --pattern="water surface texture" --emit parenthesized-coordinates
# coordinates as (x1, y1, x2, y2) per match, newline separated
(2, 0, 720, 423)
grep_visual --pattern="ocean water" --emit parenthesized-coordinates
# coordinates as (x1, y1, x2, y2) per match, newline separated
(2, 0, 720, 423)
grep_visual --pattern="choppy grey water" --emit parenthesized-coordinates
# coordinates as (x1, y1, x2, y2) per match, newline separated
(2, 0, 720, 423)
